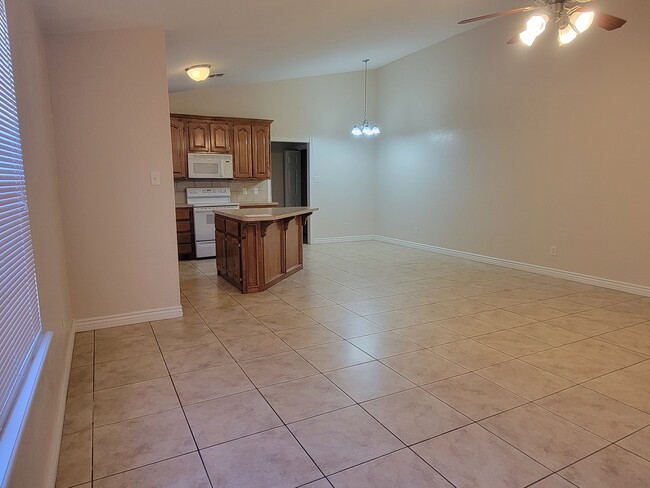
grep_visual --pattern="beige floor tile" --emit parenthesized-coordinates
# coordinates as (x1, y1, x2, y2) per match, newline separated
(185, 390, 282, 448)
(67, 365, 93, 397)
(559, 338, 647, 369)
(381, 350, 467, 385)
(393, 323, 465, 348)
(560, 445, 650, 488)
(150, 314, 206, 334)
(505, 303, 568, 321)
(239, 351, 318, 387)
(528, 475, 576, 488)
(546, 315, 618, 336)
(232, 290, 281, 306)
(95, 322, 153, 342)
(348, 332, 422, 358)
(538, 297, 594, 314)
(162, 341, 233, 375)
(276, 324, 342, 349)
(289, 405, 403, 475)
(93, 452, 211, 488)
(189, 294, 240, 311)
(355, 284, 402, 298)
(208, 317, 270, 340)
(322, 316, 387, 338)
(434, 315, 504, 337)
(303, 304, 360, 323)
(476, 360, 573, 400)
(222, 332, 291, 361)
(432, 339, 513, 370)
(55, 430, 92, 488)
(245, 300, 298, 318)
(93, 377, 179, 427)
(406, 304, 462, 322)
(343, 298, 399, 315)
(365, 310, 428, 329)
(325, 361, 415, 402)
(537, 386, 650, 442)
(261, 374, 353, 423)
(94, 335, 160, 363)
(522, 348, 616, 383)
(283, 293, 335, 310)
(328, 448, 453, 488)
(473, 309, 537, 328)
(412, 424, 549, 488)
(172, 363, 253, 405)
(598, 329, 650, 355)
(201, 426, 321, 488)
(297, 341, 373, 372)
(412, 288, 464, 303)
(319, 289, 371, 304)
(606, 300, 650, 320)
(154, 325, 218, 351)
(198, 305, 256, 325)
(513, 322, 586, 346)
(438, 298, 496, 314)
(578, 308, 645, 328)
(481, 403, 608, 471)
(473, 330, 551, 357)
(94, 352, 168, 390)
(258, 310, 318, 331)
(617, 426, 650, 460)
(301, 479, 331, 488)
(585, 367, 650, 413)
(362, 388, 470, 445)
(425, 373, 526, 420)
(628, 321, 650, 337)
(74, 331, 94, 346)
(93, 408, 195, 479)
(379, 294, 431, 309)
(63, 392, 93, 435)
(71, 343, 94, 369)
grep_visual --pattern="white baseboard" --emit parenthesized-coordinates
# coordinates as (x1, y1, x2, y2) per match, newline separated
(311, 235, 374, 244)
(373, 235, 650, 297)
(74, 306, 183, 332)
(44, 327, 75, 488)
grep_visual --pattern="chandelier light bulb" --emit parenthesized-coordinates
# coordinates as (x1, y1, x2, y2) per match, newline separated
(351, 59, 380, 137)
(371, 124, 381, 135)
(519, 30, 537, 46)
(558, 24, 578, 45)
(526, 15, 548, 37)
(571, 11, 595, 33)
(351, 126, 363, 136)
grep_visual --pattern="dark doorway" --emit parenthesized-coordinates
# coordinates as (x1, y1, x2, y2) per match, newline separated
(271, 141, 310, 243)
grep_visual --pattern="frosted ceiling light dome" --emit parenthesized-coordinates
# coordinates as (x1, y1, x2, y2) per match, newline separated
(185, 64, 211, 82)
(571, 11, 595, 33)
(558, 24, 578, 45)
(526, 15, 548, 37)
(351, 59, 380, 137)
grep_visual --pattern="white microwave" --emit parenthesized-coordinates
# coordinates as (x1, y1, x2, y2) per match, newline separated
(188, 153, 234, 179)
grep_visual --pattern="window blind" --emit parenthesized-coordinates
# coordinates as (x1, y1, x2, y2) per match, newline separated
(0, 0, 43, 430)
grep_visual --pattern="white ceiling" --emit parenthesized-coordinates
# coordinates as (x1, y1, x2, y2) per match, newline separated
(33, 0, 524, 92)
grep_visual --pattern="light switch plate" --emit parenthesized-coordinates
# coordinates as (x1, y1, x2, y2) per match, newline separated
(253, 187, 259, 195)
(150, 171, 161, 186)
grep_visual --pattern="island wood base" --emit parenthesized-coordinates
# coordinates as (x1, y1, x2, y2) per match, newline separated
(215, 212, 312, 293)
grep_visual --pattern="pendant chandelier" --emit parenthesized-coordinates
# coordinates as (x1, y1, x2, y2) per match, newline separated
(351, 59, 380, 137)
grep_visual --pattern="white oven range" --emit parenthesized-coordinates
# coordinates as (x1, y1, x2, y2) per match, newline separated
(186, 188, 239, 258)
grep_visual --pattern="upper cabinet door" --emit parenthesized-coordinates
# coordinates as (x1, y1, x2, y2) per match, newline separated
(233, 124, 253, 179)
(252, 124, 271, 179)
(210, 122, 232, 153)
(170, 118, 187, 179)
(188, 121, 211, 152)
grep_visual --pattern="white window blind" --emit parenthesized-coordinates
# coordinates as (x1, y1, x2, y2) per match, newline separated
(0, 0, 43, 430)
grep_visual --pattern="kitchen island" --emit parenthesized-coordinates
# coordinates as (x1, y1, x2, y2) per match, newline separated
(213, 207, 317, 293)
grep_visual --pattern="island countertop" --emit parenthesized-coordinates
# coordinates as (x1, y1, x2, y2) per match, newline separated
(213, 206, 318, 222)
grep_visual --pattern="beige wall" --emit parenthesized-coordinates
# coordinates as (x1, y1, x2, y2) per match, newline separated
(47, 28, 181, 320)
(375, 0, 650, 288)
(5, 0, 73, 486)
(169, 71, 377, 239)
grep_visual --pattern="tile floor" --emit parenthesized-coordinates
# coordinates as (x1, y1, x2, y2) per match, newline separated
(57, 242, 650, 488)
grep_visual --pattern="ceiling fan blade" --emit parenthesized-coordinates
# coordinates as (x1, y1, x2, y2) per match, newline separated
(459, 6, 542, 25)
(594, 12, 628, 31)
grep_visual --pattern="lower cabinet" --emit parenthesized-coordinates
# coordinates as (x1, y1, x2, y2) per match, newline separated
(215, 214, 310, 293)
(176, 208, 194, 260)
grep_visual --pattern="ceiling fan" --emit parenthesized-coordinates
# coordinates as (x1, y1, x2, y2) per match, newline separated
(459, 0, 627, 46)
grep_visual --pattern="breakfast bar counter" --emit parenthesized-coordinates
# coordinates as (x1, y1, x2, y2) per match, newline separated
(213, 207, 317, 293)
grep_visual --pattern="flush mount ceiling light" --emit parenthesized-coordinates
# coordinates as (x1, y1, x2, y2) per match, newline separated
(184, 65, 225, 82)
(458, 0, 626, 48)
(351, 59, 380, 137)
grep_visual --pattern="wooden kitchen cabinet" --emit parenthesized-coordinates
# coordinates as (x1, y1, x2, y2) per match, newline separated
(175, 207, 194, 259)
(252, 124, 271, 179)
(187, 121, 211, 152)
(233, 124, 253, 179)
(210, 122, 232, 153)
(170, 118, 187, 179)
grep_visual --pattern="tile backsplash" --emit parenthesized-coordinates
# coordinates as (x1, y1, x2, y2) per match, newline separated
(175, 179, 270, 205)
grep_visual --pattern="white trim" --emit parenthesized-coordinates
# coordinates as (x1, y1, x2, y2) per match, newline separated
(43, 328, 75, 488)
(74, 306, 183, 332)
(312, 235, 375, 244)
(373, 235, 650, 297)
(0, 332, 53, 488)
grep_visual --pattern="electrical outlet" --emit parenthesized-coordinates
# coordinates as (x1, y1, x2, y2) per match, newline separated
(550, 246, 558, 256)
(253, 187, 259, 195)
(242, 188, 248, 195)
(414, 226, 419, 235)
(343, 222, 349, 229)
(149, 171, 161, 186)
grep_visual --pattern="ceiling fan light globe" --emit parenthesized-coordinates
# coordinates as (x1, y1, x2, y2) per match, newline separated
(526, 15, 548, 37)
(351, 126, 363, 136)
(519, 30, 537, 46)
(362, 125, 373, 136)
(558, 25, 578, 45)
(185, 64, 211, 82)
(371, 125, 381, 135)
(571, 11, 595, 33)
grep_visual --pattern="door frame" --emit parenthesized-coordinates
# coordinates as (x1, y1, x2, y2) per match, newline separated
(271, 136, 313, 244)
